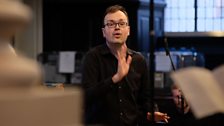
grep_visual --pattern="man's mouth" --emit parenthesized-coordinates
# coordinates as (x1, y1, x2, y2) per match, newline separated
(113, 33, 122, 38)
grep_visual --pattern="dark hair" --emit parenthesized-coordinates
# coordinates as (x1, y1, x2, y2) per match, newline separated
(103, 5, 129, 24)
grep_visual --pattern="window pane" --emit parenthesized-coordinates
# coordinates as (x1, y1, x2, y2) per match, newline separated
(165, 0, 172, 7)
(171, 0, 178, 7)
(165, 20, 171, 31)
(165, 8, 171, 19)
(179, 0, 186, 8)
(222, 7, 224, 17)
(186, 0, 194, 7)
(171, 19, 179, 31)
(205, 19, 213, 31)
(186, 8, 195, 19)
(198, 0, 205, 7)
(205, 0, 214, 7)
(179, 20, 186, 31)
(214, 0, 222, 7)
(214, 7, 221, 18)
(198, 8, 205, 18)
(206, 8, 213, 18)
(179, 8, 186, 19)
(213, 18, 221, 31)
(222, 19, 224, 30)
(197, 19, 205, 31)
(186, 20, 194, 31)
(172, 8, 179, 18)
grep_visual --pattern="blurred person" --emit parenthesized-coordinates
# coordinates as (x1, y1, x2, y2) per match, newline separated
(168, 84, 197, 126)
(81, 4, 170, 126)
(171, 84, 190, 114)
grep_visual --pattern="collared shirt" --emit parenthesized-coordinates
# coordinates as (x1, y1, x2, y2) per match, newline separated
(81, 44, 152, 126)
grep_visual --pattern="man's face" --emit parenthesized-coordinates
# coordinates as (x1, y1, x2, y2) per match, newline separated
(172, 89, 181, 107)
(102, 10, 130, 45)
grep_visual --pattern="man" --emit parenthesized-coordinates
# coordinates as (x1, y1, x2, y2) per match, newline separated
(168, 84, 197, 126)
(171, 84, 190, 114)
(81, 5, 169, 126)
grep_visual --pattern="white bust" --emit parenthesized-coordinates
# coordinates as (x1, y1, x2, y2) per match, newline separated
(0, 0, 31, 40)
(0, 0, 31, 55)
(0, 2, 84, 126)
(0, 0, 42, 88)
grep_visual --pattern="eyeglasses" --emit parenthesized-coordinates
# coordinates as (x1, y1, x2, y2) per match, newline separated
(104, 21, 128, 28)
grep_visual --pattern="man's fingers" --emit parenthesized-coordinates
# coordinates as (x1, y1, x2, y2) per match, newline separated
(126, 55, 132, 65)
(164, 118, 168, 123)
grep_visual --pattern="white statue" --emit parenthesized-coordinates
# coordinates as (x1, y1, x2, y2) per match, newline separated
(0, 0, 42, 88)
(0, 1, 83, 126)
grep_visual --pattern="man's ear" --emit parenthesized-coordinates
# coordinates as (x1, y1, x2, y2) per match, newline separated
(102, 28, 106, 37)
(128, 26, 130, 35)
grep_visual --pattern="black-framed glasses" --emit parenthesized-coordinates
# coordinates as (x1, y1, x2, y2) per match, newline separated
(104, 21, 128, 28)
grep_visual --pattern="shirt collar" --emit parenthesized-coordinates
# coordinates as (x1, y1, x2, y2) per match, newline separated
(100, 44, 111, 55)
(100, 43, 134, 56)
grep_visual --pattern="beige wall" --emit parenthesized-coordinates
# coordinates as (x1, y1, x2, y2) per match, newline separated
(14, 0, 43, 60)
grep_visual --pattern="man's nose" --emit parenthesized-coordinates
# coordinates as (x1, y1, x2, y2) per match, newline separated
(114, 24, 121, 29)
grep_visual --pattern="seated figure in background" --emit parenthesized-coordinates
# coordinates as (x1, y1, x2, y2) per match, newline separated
(168, 84, 197, 126)
(171, 84, 190, 114)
